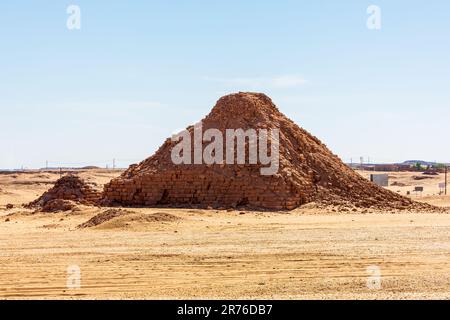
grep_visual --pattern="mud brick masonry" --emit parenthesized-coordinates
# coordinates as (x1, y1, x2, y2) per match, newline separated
(102, 92, 433, 211)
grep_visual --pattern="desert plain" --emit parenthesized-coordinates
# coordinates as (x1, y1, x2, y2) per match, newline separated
(0, 169, 449, 299)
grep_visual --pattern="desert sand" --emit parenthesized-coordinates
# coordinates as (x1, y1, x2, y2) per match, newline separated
(0, 169, 449, 299)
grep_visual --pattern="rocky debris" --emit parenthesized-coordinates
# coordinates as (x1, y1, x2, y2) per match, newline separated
(423, 170, 439, 176)
(102, 92, 439, 212)
(78, 209, 132, 228)
(413, 176, 434, 181)
(6, 204, 14, 209)
(41, 199, 78, 213)
(40, 223, 61, 229)
(391, 182, 408, 187)
(137, 212, 180, 222)
(26, 174, 101, 211)
(77, 210, 180, 228)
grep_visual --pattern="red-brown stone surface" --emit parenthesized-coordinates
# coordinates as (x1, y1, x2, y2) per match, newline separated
(27, 175, 101, 210)
(102, 92, 434, 211)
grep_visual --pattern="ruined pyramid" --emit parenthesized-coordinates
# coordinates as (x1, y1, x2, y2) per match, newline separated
(103, 92, 433, 211)
(27, 175, 102, 210)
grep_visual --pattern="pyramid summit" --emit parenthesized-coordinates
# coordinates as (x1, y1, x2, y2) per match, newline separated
(102, 92, 433, 211)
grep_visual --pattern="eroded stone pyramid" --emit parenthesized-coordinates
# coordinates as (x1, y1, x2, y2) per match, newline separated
(102, 92, 433, 211)
(27, 175, 102, 210)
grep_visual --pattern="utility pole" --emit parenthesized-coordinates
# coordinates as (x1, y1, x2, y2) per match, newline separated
(445, 166, 448, 196)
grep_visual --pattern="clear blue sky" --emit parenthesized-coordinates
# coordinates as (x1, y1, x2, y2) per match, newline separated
(1, 1, 449, 169)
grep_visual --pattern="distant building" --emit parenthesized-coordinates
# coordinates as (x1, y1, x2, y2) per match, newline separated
(370, 174, 389, 187)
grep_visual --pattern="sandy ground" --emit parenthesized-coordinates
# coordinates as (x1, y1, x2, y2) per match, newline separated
(0, 169, 449, 299)
(360, 170, 450, 207)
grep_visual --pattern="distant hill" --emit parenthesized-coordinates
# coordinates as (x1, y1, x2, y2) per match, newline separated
(402, 160, 433, 166)
(402, 160, 439, 166)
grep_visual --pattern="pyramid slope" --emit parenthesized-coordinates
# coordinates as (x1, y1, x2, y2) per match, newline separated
(103, 92, 433, 211)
